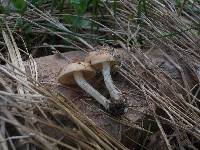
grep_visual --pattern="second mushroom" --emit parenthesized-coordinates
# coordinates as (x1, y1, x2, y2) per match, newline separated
(85, 50, 121, 102)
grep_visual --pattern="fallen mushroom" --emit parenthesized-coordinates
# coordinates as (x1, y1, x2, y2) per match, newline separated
(58, 62, 110, 110)
(85, 51, 121, 101)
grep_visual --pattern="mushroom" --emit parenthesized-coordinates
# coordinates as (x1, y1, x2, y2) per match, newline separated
(58, 62, 110, 110)
(85, 51, 121, 101)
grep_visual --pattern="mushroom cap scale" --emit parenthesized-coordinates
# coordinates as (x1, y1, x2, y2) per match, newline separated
(58, 62, 95, 85)
(85, 51, 115, 69)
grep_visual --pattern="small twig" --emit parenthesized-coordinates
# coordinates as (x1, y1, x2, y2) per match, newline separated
(155, 116, 173, 150)
(178, 0, 188, 16)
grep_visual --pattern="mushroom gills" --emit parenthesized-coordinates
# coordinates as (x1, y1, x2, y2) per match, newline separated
(73, 71, 110, 110)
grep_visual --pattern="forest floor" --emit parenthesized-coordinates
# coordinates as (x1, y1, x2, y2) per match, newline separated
(0, 0, 200, 150)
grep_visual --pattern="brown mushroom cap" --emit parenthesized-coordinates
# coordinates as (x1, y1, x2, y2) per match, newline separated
(85, 51, 97, 63)
(85, 51, 115, 69)
(58, 62, 96, 85)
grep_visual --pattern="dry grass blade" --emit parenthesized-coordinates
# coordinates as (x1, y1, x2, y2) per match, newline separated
(154, 114, 173, 150)
(2, 27, 27, 96)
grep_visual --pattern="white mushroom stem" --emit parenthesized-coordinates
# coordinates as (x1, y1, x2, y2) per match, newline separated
(73, 71, 110, 110)
(102, 62, 121, 101)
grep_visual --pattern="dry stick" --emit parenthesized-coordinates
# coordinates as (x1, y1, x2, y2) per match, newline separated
(120, 68, 200, 137)
(150, 90, 185, 150)
(141, 8, 199, 50)
(161, 50, 191, 98)
(2, 95, 89, 145)
(0, 101, 59, 150)
(0, 135, 30, 143)
(142, 78, 177, 149)
(135, 98, 186, 149)
(0, 116, 77, 150)
(34, 104, 51, 123)
(0, 101, 8, 150)
(0, 66, 39, 94)
(5, 24, 29, 95)
(123, 134, 148, 150)
(7, 105, 79, 150)
(119, 40, 200, 129)
(120, 63, 200, 140)
(144, 49, 186, 109)
(31, 45, 80, 50)
(3, 44, 52, 149)
(5, 131, 16, 150)
(0, 133, 9, 150)
(148, 50, 196, 108)
(122, 61, 197, 128)
(13, 32, 29, 54)
(158, 52, 199, 113)
(122, 44, 200, 123)
(27, 55, 38, 82)
(102, 1, 126, 33)
(5, 24, 25, 72)
(47, 97, 113, 150)
(131, 48, 200, 115)
(154, 115, 173, 150)
(182, 10, 199, 24)
(160, 50, 200, 118)
(141, 24, 200, 62)
(0, 68, 10, 150)
(26, 114, 101, 149)
(162, 107, 185, 150)
(2, 30, 26, 95)
(146, 87, 196, 127)
(30, 115, 97, 150)
(0, 76, 13, 93)
(0, 91, 44, 98)
(149, 87, 200, 135)
(178, 0, 188, 16)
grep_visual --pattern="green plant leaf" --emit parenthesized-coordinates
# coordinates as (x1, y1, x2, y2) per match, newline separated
(29, 0, 44, 6)
(75, 17, 91, 28)
(63, 15, 75, 24)
(197, 23, 200, 35)
(11, 0, 26, 12)
(0, 4, 8, 14)
(70, 0, 81, 5)
(175, 0, 181, 7)
(0, 18, 3, 31)
(70, 0, 90, 15)
(63, 15, 91, 29)
(24, 25, 32, 34)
